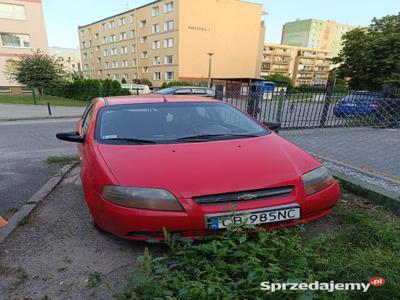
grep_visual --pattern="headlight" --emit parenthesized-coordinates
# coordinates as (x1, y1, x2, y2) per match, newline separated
(302, 166, 335, 196)
(102, 185, 183, 211)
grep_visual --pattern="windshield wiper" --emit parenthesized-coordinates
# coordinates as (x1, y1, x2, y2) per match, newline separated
(176, 134, 260, 142)
(103, 137, 157, 144)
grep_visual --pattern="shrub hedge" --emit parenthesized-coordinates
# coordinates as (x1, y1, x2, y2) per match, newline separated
(44, 78, 130, 101)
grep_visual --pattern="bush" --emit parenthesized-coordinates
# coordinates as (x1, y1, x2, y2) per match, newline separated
(161, 81, 193, 89)
(117, 203, 400, 299)
(44, 78, 130, 101)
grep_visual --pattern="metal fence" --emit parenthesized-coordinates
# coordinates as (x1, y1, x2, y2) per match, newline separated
(218, 88, 400, 183)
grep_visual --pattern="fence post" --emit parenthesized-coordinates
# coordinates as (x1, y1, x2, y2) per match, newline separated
(47, 102, 52, 116)
(31, 87, 37, 105)
(276, 89, 285, 123)
(320, 85, 333, 127)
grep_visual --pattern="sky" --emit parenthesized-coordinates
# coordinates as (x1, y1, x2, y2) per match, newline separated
(42, 0, 400, 48)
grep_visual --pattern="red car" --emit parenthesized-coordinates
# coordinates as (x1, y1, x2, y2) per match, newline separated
(57, 95, 340, 240)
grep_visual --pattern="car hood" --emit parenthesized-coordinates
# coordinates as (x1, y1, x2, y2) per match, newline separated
(97, 134, 320, 198)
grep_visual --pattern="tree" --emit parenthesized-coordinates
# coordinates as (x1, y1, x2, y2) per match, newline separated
(121, 77, 127, 84)
(5, 50, 65, 103)
(263, 73, 293, 89)
(334, 13, 400, 90)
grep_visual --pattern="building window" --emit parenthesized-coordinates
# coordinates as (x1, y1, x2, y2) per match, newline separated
(1, 33, 31, 48)
(140, 36, 147, 44)
(111, 48, 117, 55)
(152, 23, 160, 33)
(132, 73, 138, 79)
(164, 38, 173, 48)
(124, 73, 129, 80)
(96, 57, 101, 63)
(102, 23, 107, 30)
(165, 55, 173, 64)
(83, 53, 88, 59)
(119, 17, 126, 26)
(0, 3, 26, 20)
(132, 59, 137, 67)
(114, 74, 120, 80)
(165, 71, 174, 81)
(152, 40, 160, 50)
(153, 56, 161, 65)
(120, 32, 127, 40)
(129, 15, 134, 23)
(121, 60, 128, 67)
(164, 2, 173, 13)
(105, 62, 109, 69)
(152, 6, 160, 16)
(164, 20, 174, 31)
(141, 51, 148, 59)
(142, 67, 149, 73)
(80, 30, 85, 37)
(102, 36, 107, 44)
(95, 46, 100, 51)
(130, 30, 135, 38)
(120, 46, 128, 54)
(131, 44, 136, 53)
(94, 33, 99, 39)
(109, 20, 115, 29)
(153, 72, 161, 81)
(140, 20, 147, 28)
(103, 49, 108, 56)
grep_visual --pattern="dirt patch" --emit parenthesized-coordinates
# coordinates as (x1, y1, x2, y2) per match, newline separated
(0, 167, 165, 299)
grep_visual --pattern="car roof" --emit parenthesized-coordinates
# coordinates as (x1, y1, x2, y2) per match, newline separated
(100, 94, 219, 106)
(166, 86, 213, 89)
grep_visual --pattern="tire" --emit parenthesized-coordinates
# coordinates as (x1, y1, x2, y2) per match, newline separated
(92, 220, 105, 233)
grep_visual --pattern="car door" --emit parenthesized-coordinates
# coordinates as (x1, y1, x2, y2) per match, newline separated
(79, 102, 96, 188)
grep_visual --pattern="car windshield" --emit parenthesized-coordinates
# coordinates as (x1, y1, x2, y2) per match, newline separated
(153, 88, 176, 95)
(96, 102, 268, 144)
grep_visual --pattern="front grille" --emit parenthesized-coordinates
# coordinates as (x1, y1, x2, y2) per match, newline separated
(192, 186, 293, 205)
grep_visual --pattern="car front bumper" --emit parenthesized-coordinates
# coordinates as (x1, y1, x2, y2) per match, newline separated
(91, 182, 340, 241)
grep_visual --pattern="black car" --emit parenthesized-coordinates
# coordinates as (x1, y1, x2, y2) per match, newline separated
(154, 86, 215, 97)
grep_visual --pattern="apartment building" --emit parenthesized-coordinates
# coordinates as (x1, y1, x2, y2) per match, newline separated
(0, 0, 48, 93)
(261, 43, 330, 86)
(281, 19, 356, 58)
(78, 0, 265, 86)
(49, 47, 82, 75)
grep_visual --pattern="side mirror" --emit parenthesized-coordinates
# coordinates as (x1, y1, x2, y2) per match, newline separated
(56, 131, 85, 144)
(263, 121, 281, 133)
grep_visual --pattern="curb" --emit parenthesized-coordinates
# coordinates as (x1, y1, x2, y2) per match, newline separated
(331, 170, 400, 211)
(0, 163, 78, 244)
(0, 115, 81, 122)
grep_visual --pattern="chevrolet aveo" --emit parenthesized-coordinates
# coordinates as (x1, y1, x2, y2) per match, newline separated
(57, 95, 340, 240)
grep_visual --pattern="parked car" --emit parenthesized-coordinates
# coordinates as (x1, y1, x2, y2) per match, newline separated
(154, 86, 215, 97)
(121, 84, 151, 95)
(334, 92, 382, 117)
(56, 95, 340, 241)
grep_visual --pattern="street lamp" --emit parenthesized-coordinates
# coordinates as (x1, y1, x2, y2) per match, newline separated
(207, 53, 215, 88)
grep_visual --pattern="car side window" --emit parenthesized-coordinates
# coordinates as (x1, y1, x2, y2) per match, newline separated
(192, 89, 206, 95)
(81, 102, 93, 120)
(174, 89, 192, 95)
(82, 103, 95, 135)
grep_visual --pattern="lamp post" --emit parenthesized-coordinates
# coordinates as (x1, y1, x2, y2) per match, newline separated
(207, 53, 215, 88)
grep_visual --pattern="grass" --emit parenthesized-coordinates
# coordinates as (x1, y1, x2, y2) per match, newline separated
(0, 94, 88, 107)
(118, 194, 400, 299)
(46, 155, 79, 164)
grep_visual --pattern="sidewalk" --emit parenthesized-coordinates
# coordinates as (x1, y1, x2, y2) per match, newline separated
(0, 103, 84, 121)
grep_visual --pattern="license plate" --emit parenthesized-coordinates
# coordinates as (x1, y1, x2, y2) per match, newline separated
(205, 205, 300, 230)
